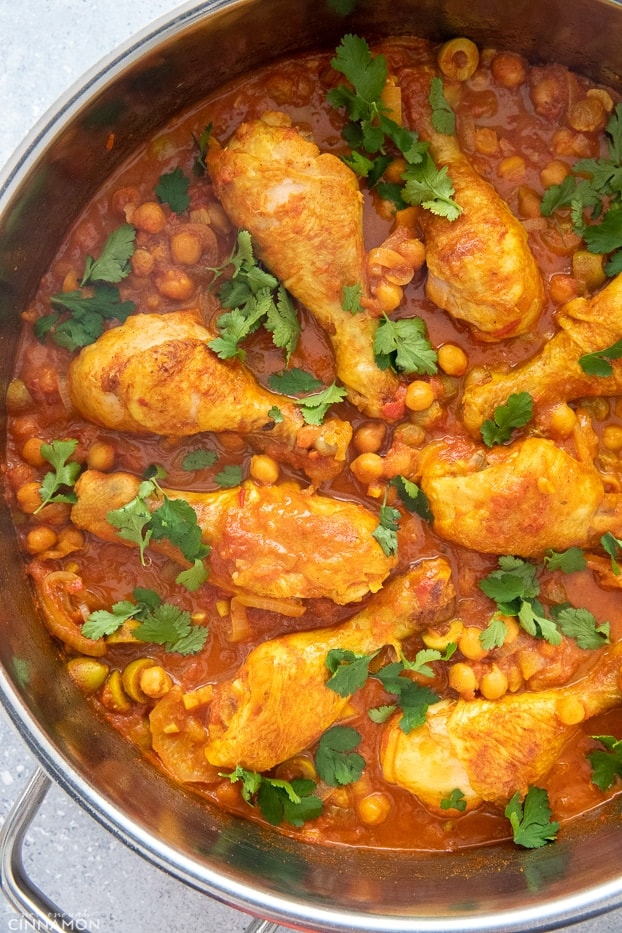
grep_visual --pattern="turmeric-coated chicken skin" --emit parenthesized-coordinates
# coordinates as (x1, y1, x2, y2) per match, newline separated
(462, 272, 622, 435)
(203, 559, 454, 771)
(382, 641, 622, 810)
(418, 436, 610, 557)
(399, 68, 545, 340)
(71, 471, 397, 604)
(207, 113, 422, 418)
(68, 309, 351, 484)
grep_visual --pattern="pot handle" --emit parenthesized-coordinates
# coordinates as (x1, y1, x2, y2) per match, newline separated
(0, 767, 76, 933)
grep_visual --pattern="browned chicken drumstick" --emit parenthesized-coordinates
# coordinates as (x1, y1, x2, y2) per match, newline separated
(207, 112, 425, 419)
(71, 470, 397, 604)
(461, 272, 622, 435)
(399, 67, 545, 340)
(67, 309, 351, 484)
(201, 558, 454, 771)
(382, 641, 622, 810)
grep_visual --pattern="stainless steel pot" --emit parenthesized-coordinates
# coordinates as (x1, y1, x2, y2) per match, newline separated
(1, 1, 622, 930)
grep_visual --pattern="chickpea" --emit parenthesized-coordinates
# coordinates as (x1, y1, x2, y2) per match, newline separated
(357, 792, 392, 826)
(552, 127, 597, 159)
(249, 454, 280, 485)
(56, 527, 85, 553)
(586, 87, 614, 114)
(603, 425, 622, 452)
(140, 665, 173, 699)
(373, 281, 403, 313)
(491, 52, 527, 89)
(474, 127, 499, 156)
(87, 441, 116, 472)
(449, 662, 478, 700)
(22, 437, 46, 467)
(517, 186, 542, 219)
(479, 665, 509, 700)
(170, 230, 203, 265)
(405, 380, 435, 412)
(547, 402, 577, 438)
(25, 526, 58, 555)
(155, 268, 195, 301)
(567, 96, 607, 134)
(353, 421, 386, 454)
(548, 273, 579, 305)
(131, 248, 155, 277)
(437, 344, 468, 377)
(110, 185, 140, 219)
(540, 159, 571, 189)
(131, 201, 167, 234)
(383, 157, 408, 184)
(16, 481, 42, 514)
(437, 37, 479, 82)
(498, 155, 526, 182)
(458, 626, 488, 661)
(350, 452, 384, 485)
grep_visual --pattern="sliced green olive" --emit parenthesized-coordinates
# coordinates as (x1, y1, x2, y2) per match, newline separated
(122, 657, 156, 703)
(100, 669, 132, 712)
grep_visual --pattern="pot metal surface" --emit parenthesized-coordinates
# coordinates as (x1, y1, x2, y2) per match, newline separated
(1, 1, 622, 930)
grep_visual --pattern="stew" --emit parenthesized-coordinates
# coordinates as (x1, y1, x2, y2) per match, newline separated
(5, 32, 622, 852)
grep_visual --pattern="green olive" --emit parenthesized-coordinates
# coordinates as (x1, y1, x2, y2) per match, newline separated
(66, 657, 109, 695)
(121, 657, 156, 703)
(101, 669, 132, 712)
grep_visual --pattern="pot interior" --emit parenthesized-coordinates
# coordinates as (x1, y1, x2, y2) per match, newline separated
(1, 1, 622, 930)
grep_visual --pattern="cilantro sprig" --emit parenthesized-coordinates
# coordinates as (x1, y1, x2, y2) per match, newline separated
(480, 392, 533, 447)
(440, 788, 467, 812)
(82, 586, 208, 655)
(327, 34, 461, 221)
(541, 102, 622, 275)
(35, 225, 136, 351)
(106, 467, 209, 591)
(479, 555, 610, 649)
(579, 338, 622, 377)
(373, 314, 438, 375)
(35, 438, 81, 513)
(372, 491, 401, 556)
(155, 167, 191, 213)
(268, 368, 347, 424)
(505, 786, 560, 849)
(588, 735, 622, 791)
(315, 725, 365, 786)
(208, 230, 300, 362)
(220, 766, 322, 827)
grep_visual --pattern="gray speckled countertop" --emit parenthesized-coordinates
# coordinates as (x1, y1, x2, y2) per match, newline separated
(0, 3, 621, 932)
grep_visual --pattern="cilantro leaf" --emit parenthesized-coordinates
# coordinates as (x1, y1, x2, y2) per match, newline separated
(81, 600, 141, 640)
(221, 767, 322, 827)
(264, 285, 301, 360)
(315, 725, 365, 786)
(583, 205, 622, 253)
(554, 607, 610, 649)
(296, 382, 347, 425)
(480, 392, 533, 446)
(155, 167, 191, 213)
(505, 787, 559, 849)
(107, 493, 153, 564)
(479, 556, 540, 609)
(479, 615, 509, 650)
(389, 475, 433, 522)
(374, 660, 440, 733)
(175, 558, 209, 592)
(588, 735, 622, 791)
(579, 339, 622, 377)
(402, 153, 462, 221)
(192, 123, 213, 176)
(133, 602, 208, 654)
(328, 34, 388, 121)
(150, 496, 209, 562)
(601, 531, 622, 575)
(372, 494, 401, 557)
(374, 314, 438, 375)
(214, 464, 243, 488)
(325, 648, 379, 696)
(342, 282, 364, 313)
(181, 448, 218, 471)
(268, 368, 323, 395)
(400, 644, 456, 678)
(368, 704, 397, 724)
(440, 788, 467, 812)
(81, 224, 136, 285)
(38, 284, 136, 351)
(429, 77, 456, 135)
(36, 439, 81, 512)
(543, 547, 587, 573)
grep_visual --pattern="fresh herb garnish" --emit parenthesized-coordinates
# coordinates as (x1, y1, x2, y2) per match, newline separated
(327, 34, 461, 220)
(35, 439, 81, 513)
(106, 468, 209, 590)
(325, 648, 380, 696)
(192, 123, 213, 176)
(579, 339, 622, 377)
(371, 660, 440, 733)
(541, 103, 622, 275)
(82, 587, 208, 655)
(155, 166, 191, 213)
(208, 230, 300, 362)
(553, 606, 610, 649)
(35, 224, 137, 351)
(480, 392, 533, 446)
(505, 786, 560, 849)
(479, 616, 510, 650)
(373, 314, 438, 375)
(268, 368, 323, 395)
(181, 448, 219, 471)
(429, 76, 456, 135)
(543, 547, 587, 573)
(213, 464, 244, 488)
(342, 282, 364, 313)
(389, 475, 433, 522)
(297, 382, 348, 425)
(440, 788, 467, 812)
(220, 766, 322, 827)
(588, 735, 622, 791)
(601, 531, 622, 575)
(372, 491, 401, 556)
(315, 725, 365, 786)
